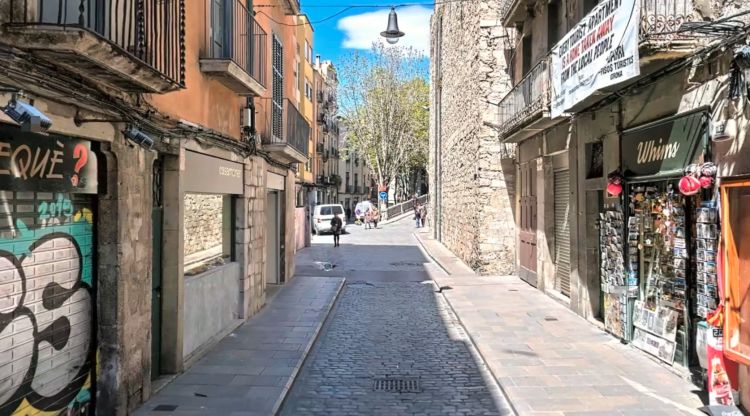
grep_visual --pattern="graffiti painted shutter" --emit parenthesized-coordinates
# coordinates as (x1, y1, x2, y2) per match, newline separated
(0, 192, 96, 415)
(554, 170, 571, 297)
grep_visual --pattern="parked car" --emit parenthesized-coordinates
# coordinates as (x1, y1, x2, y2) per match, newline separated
(312, 204, 347, 234)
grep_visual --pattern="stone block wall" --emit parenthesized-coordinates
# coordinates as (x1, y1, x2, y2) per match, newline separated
(183, 193, 223, 257)
(242, 156, 267, 317)
(430, 0, 516, 275)
(97, 135, 154, 415)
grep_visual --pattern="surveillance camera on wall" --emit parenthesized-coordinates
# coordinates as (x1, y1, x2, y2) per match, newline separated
(2, 98, 52, 133)
(124, 126, 154, 150)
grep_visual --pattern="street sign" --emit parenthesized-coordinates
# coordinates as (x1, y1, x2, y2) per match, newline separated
(379, 191, 388, 200)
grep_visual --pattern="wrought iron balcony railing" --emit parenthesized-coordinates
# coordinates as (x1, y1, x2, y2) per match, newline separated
(640, 0, 695, 42)
(6, 0, 185, 90)
(262, 99, 309, 163)
(205, 0, 266, 89)
(496, 57, 550, 138)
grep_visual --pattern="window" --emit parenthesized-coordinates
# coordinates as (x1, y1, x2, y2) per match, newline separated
(583, 0, 599, 16)
(272, 35, 283, 140)
(304, 40, 313, 63)
(354, 173, 359, 188)
(548, 1, 560, 50)
(295, 61, 300, 92)
(183, 193, 232, 275)
(522, 34, 533, 76)
(345, 172, 350, 187)
(722, 180, 750, 365)
(305, 80, 313, 101)
(210, 0, 226, 57)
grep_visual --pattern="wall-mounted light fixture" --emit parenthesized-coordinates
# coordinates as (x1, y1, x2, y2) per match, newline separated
(2, 94, 51, 133)
(124, 125, 154, 149)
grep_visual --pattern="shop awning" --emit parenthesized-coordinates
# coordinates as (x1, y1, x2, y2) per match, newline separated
(621, 109, 708, 181)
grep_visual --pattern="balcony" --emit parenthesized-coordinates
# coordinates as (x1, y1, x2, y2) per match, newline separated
(261, 99, 309, 164)
(3, 0, 185, 92)
(495, 57, 555, 143)
(639, 0, 698, 58)
(280, 0, 300, 15)
(200, 0, 266, 96)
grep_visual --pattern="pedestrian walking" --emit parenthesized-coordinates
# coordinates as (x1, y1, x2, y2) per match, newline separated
(371, 207, 380, 229)
(330, 213, 343, 247)
(364, 210, 372, 230)
(415, 203, 422, 228)
(418, 204, 427, 228)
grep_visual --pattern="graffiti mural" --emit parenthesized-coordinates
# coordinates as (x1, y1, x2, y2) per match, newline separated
(0, 192, 95, 416)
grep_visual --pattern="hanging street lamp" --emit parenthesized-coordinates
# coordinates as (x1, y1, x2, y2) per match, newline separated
(380, 7, 405, 44)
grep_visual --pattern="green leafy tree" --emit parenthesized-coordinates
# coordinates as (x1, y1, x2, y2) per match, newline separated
(339, 44, 429, 198)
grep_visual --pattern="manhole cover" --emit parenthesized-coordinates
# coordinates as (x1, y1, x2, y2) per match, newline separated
(152, 404, 178, 411)
(373, 377, 421, 393)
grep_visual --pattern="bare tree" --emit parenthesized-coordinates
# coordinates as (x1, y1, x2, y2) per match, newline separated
(339, 44, 428, 199)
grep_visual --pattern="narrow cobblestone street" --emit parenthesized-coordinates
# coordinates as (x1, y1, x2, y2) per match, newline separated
(281, 219, 512, 415)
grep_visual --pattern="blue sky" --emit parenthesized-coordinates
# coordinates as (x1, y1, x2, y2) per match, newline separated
(303, 3, 433, 66)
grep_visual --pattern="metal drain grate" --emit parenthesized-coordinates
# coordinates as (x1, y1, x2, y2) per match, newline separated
(152, 404, 178, 411)
(373, 377, 421, 393)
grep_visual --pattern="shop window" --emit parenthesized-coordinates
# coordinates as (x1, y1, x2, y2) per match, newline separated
(586, 141, 604, 179)
(722, 180, 750, 365)
(183, 193, 233, 275)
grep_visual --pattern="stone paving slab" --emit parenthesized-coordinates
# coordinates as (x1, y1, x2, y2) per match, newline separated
(414, 231, 707, 416)
(133, 276, 344, 416)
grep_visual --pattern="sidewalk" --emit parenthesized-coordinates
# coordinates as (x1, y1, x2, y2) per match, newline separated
(414, 229, 706, 416)
(134, 276, 344, 416)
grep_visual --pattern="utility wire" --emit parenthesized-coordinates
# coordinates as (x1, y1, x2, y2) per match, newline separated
(253, 0, 479, 27)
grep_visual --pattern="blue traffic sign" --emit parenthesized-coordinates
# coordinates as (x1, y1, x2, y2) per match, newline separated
(379, 191, 388, 200)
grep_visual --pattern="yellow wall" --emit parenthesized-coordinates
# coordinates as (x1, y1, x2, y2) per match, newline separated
(297, 14, 315, 184)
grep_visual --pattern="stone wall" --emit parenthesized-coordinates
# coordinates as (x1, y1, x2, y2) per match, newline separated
(97, 135, 154, 415)
(239, 156, 267, 318)
(183, 193, 223, 257)
(430, 0, 516, 275)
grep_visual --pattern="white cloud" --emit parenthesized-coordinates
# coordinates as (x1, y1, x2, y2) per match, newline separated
(337, 6, 432, 54)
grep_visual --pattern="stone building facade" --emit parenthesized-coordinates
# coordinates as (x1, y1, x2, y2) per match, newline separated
(429, 0, 517, 275)
(0, 0, 312, 414)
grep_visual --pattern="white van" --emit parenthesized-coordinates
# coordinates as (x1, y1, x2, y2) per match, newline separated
(312, 204, 347, 234)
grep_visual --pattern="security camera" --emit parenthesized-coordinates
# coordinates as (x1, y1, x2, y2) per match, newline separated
(2, 97, 52, 133)
(124, 126, 154, 149)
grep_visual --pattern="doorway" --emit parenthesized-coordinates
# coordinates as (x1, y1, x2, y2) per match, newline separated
(519, 161, 538, 287)
(151, 159, 163, 379)
(266, 190, 281, 285)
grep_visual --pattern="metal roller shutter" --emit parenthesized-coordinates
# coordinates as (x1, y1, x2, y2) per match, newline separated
(554, 170, 571, 296)
(0, 192, 96, 415)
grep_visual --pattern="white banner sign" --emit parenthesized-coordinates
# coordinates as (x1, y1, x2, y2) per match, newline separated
(550, 0, 640, 118)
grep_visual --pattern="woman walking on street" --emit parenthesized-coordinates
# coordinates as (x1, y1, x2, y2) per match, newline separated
(364, 210, 372, 230)
(418, 204, 427, 228)
(330, 213, 343, 247)
(371, 207, 380, 229)
(415, 204, 422, 228)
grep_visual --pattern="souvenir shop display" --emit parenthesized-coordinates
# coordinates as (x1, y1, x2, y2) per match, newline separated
(627, 183, 689, 365)
(600, 207, 635, 338)
(695, 201, 719, 320)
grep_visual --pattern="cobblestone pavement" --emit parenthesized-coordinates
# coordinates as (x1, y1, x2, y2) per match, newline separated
(280, 220, 513, 415)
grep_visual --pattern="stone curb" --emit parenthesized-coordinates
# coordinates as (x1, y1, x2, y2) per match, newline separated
(412, 232, 518, 416)
(271, 277, 346, 415)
